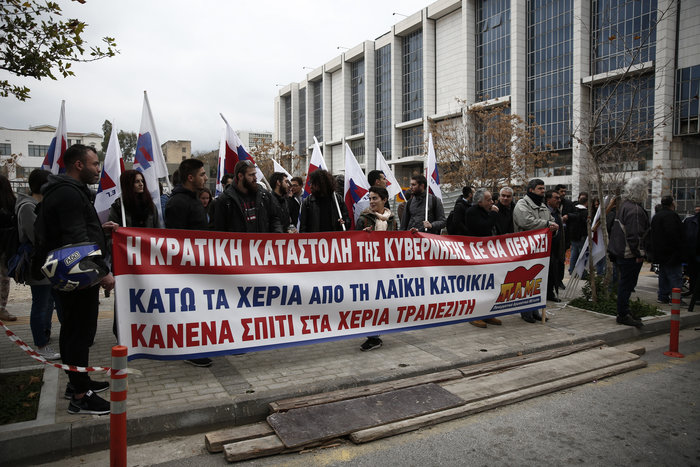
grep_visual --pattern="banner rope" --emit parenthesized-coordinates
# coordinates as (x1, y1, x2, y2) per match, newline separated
(1, 319, 141, 376)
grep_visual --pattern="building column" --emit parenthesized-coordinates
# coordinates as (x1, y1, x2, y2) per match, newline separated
(571, 0, 591, 197)
(509, 0, 527, 118)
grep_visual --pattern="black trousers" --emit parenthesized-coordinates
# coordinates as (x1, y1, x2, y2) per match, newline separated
(57, 285, 100, 394)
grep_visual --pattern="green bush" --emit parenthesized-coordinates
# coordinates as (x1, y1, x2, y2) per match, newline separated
(569, 274, 663, 318)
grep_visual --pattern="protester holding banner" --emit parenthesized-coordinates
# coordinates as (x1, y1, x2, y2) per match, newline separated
(546, 189, 565, 302)
(214, 161, 283, 234)
(494, 187, 515, 235)
(449, 186, 473, 236)
(108, 170, 159, 229)
(270, 172, 297, 233)
(513, 178, 559, 323)
(400, 174, 445, 234)
(164, 158, 212, 368)
(40, 144, 114, 415)
(299, 169, 350, 232)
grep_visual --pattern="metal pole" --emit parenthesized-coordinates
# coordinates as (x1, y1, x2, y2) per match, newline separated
(110, 345, 128, 466)
(663, 288, 684, 358)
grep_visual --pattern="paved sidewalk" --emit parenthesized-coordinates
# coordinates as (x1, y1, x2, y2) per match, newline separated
(1, 269, 698, 464)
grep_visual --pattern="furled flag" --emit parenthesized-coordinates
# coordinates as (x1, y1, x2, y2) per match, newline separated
(344, 143, 370, 228)
(376, 148, 406, 203)
(426, 133, 442, 201)
(273, 159, 292, 179)
(41, 100, 67, 174)
(303, 136, 328, 199)
(572, 198, 608, 278)
(219, 114, 267, 186)
(94, 123, 125, 224)
(215, 127, 226, 196)
(134, 92, 168, 227)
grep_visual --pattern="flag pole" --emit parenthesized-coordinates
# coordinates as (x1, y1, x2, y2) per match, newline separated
(424, 165, 429, 232)
(333, 194, 346, 232)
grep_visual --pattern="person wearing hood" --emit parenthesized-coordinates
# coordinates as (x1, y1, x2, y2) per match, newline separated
(355, 186, 396, 351)
(15, 169, 62, 360)
(513, 178, 559, 323)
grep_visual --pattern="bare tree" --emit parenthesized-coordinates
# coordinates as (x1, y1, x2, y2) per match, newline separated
(250, 140, 302, 177)
(430, 100, 550, 193)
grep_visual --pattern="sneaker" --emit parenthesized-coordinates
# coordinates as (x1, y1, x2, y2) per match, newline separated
(65, 380, 110, 400)
(521, 312, 536, 323)
(36, 345, 60, 360)
(360, 337, 383, 351)
(483, 318, 502, 325)
(185, 358, 213, 367)
(67, 390, 110, 415)
(469, 320, 488, 328)
(617, 315, 643, 328)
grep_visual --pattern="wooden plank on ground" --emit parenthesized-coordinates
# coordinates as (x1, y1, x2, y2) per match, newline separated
(269, 368, 463, 412)
(205, 422, 275, 453)
(267, 383, 464, 448)
(223, 435, 286, 462)
(442, 346, 639, 402)
(615, 343, 646, 356)
(349, 359, 647, 444)
(457, 340, 607, 377)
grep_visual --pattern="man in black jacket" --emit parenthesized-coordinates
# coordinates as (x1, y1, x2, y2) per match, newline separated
(269, 172, 296, 233)
(165, 158, 212, 367)
(651, 195, 684, 304)
(494, 187, 514, 235)
(214, 161, 283, 233)
(464, 189, 502, 329)
(41, 144, 114, 415)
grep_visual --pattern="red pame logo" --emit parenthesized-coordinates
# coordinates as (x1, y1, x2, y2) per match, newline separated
(496, 264, 544, 302)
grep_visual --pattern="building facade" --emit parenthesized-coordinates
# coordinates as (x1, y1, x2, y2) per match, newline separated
(0, 125, 102, 180)
(161, 140, 192, 164)
(236, 130, 273, 151)
(274, 0, 700, 214)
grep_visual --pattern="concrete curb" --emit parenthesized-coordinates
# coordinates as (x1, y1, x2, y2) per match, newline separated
(2, 311, 699, 465)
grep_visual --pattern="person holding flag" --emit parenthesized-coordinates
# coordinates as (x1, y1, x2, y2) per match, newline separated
(400, 174, 445, 234)
(300, 169, 350, 233)
(108, 171, 158, 229)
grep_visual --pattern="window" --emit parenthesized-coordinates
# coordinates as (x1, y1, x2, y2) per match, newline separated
(28, 144, 50, 157)
(299, 87, 307, 151)
(476, 0, 511, 100)
(402, 126, 423, 158)
(402, 30, 423, 122)
(375, 45, 392, 158)
(351, 60, 365, 135)
(181, 147, 186, 153)
(591, 0, 657, 74)
(675, 65, 700, 136)
(313, 80, 323, 141)
(350, 139, 365, 165)
(593, 74, 655, 144)
(0, 143, 10, 155)
(284, 96, 292, 146)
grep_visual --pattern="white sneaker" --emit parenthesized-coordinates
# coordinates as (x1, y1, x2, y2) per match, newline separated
(36, 345, 61, 360)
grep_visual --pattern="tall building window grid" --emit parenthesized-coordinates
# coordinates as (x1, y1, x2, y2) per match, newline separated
(592, 73, 655, 145)
(402, 29, 423, 122)
(351, 60, 365, 135)
(375, 45, 392, 159)
(672, 177, 699, 215)
(313, 80, 323, 141)
(284, 96, 292, 146)
(350, 139, 365, 165)
(298, 87, 307, 152)
(28, 144, 50, 157)
(527, 0, 573, 152)
(476, 0, 511, 101)
(402, 126, 423, 158)
(675, 65, 700, 136)
(0, 143, 11, 155)
(591, 0, 657, 75)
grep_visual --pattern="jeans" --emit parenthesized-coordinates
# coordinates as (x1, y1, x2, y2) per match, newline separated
(616, 257, 643, 318)
(657, 263, 683, 302)
(30, 284, 55, 347)
(569, 240, 585, 275)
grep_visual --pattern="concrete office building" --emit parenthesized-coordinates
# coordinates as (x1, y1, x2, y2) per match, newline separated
(274, 0, 700, 214)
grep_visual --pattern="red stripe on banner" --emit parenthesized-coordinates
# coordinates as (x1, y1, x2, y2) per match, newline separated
(113, 228, 552, 276)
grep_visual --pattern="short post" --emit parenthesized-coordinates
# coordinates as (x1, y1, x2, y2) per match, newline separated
(663, 288, 684, 358)
(110, 345, 128, 467)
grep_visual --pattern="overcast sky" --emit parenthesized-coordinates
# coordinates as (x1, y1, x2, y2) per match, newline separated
(1, 0, 430, 152)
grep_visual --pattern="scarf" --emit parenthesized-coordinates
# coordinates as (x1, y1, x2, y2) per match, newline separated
(373, 209, 392, 231)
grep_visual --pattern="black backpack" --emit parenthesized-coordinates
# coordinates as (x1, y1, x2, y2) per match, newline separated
(0, 207, 20, 268)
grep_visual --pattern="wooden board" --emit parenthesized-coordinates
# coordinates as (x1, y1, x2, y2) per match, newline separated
(349, 359, 647, 444)
(269, 368, 463, 413)
(442, 346, 639, 402)
(267, 383, 464, 448)
(205, 422, 275, 453)
(223, 435, 286, 462)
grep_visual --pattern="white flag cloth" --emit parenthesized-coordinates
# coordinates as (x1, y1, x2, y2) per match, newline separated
(273, 160, 292, 179)
(344, 143, 370, 228)
(426, 133, 442, 201)
(572, 201, 607, 277)
(94, 124, 124, 224)
(41, 100, 67, 174)
(134, 92, 167, 227)
(219, 114, 267, 185)
(376, 148, 406, 202)
(215, 127, 226, 196)
(303, 136, 328, 199)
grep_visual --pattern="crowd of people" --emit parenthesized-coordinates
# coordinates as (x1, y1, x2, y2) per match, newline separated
(1, 146, 699, 416)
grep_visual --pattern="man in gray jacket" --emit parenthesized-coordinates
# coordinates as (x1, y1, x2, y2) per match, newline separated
(513, 178, 559, 323)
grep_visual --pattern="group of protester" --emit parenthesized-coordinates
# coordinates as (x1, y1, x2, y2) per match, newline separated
(2, 144, 699, 416)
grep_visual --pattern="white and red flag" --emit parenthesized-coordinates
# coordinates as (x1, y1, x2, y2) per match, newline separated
(219, 114, 266, 186)
(94, 123, 125, 224)
(344, 143, 370, 228)
(376, 148, 406, 203)
(303, 136, 328, 199)
(426, 133, 442, 201)
(41, 100, 67, 174)
(133, 92, 168, 226)
(273, 159, 292, 179)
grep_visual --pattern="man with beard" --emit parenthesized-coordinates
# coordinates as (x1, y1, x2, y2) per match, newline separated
(214, 160, 283, 233)
(270, 172, 297, 233)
